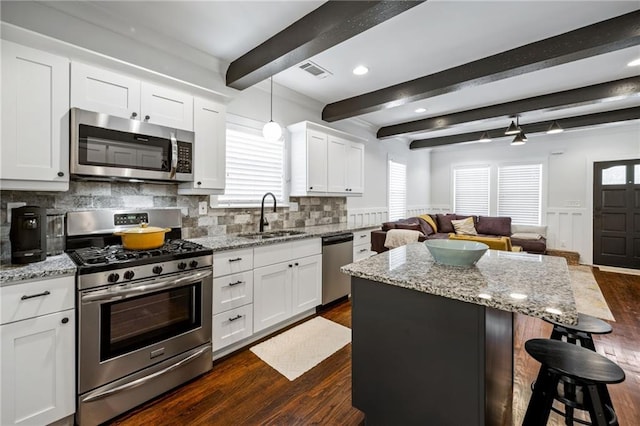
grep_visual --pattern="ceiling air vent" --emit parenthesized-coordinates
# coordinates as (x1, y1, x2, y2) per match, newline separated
(298, 61, 332, 79)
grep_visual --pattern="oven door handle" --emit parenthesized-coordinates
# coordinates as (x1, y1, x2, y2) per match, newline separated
(81, 269, 213, 303)
(80, 345, 211, 403)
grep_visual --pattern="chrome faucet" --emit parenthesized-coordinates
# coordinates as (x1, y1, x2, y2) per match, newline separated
(259, 192, 277, 232)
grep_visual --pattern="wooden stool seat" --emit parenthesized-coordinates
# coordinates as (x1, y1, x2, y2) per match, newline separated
(546, 313, 612, 351)
(523, 339, 625, 426)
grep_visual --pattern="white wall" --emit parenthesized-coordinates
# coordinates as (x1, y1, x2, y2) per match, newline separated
(429, 121, 640, 263)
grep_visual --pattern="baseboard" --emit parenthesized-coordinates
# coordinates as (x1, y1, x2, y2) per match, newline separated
(595, 265, 640, 276)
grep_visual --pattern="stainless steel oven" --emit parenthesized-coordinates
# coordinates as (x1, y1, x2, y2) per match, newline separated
(70, 108, 194, 183)
(67, 209, 213, 426)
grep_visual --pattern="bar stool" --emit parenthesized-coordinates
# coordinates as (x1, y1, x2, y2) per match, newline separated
(546, 313, 612, 351)
(523, 339, 625, 426)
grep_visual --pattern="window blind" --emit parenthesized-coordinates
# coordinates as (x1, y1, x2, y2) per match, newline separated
(388, 160, 407, 221)
(217, 126, 284, 206)
(497, 164, 542, 225)
(453, 166, 490, 216)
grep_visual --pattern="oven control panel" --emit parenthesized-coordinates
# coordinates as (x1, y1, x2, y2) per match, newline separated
(114, 213, 149, 226)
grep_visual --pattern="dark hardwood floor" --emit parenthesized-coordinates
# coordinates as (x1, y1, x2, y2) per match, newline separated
(111, 268, 639, 426)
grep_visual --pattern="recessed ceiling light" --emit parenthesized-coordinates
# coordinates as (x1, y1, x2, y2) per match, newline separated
(627, 58, 640, 67)
(352, 65, 369, 76)
(414, 107, 427, 113)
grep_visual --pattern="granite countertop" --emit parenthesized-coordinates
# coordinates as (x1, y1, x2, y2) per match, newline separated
(189, 223, 379, 253)
(341, 242, 578, 325)
(0, 254, 77, 286)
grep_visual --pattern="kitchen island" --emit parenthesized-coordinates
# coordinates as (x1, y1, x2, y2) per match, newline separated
(341, 242, 577, 426)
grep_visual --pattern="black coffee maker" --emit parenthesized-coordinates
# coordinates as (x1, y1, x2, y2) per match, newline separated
(10, 206, 47, 264)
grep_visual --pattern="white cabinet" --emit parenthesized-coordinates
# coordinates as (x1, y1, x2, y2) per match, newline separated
(212, 248, 254, 351)
(179, 97, 226, 194)
(0, 276, 75, 426)
(71, 62, 194, 131)
(1, 40, 70, 191)
(289, 121, 365, 196)
(253, 239, 322, 333)
(353, 229, 374, 261)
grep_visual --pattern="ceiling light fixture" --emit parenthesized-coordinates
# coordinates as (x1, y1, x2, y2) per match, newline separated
(546, 120, 564, 134)
(414, 107, 427, 113)
(262, 77, 282, 142)
(479, 132, 491, 143)
(505, 116, 521, 135)
(352, 65, 369, 76)
(511, 133, 526, 146)
(627, 57, 640, 67)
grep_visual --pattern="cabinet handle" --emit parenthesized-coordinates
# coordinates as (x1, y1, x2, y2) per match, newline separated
(228, 280, 244, 287)
(197, 181, 202, 186)
(145, 115, 151, 121)
(57, 171, 64, 177)
(309, 186, 313, 190)
(228, 258, 242, 262)
(359, 248, 368, 253)
(294, 262, 299, 266)
(360, 234, 367, 238)
(21, 290, 51, 300)
(131, 112, 138, 118)
(288, 264, 293, 268)
(61, 317, 69, 324)
(228, 314, 243, 322)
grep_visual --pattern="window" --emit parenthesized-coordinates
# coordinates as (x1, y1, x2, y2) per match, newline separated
(388, 159, 407, 221)
(217, 124, 285, 206)
(453, 166, 490, 216)
(497, 164, 542, 225)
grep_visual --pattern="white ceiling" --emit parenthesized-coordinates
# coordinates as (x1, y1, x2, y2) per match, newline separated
(16, 1, 640, 142)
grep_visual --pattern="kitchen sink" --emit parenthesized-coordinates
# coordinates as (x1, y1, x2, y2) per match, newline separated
(238, 230, 307, 239)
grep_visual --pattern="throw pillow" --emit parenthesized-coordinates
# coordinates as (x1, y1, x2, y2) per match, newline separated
(476, 216, 512, 236)
(451, 217, 478, 235)
(418, 214, 438, 233)
(415, 217, 435, 235)
(436, 213, 457, 233)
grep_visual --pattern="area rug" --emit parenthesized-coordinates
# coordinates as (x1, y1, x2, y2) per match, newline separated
(569, 265, 615, 322)
(250, 316, 351, 381)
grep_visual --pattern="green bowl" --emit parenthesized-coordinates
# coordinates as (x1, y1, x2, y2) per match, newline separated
(425, 239, 489, 266)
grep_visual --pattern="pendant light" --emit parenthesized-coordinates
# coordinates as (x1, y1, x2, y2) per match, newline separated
(505, 116, 521, 135)
(262, 77, 282, 141)
(511, 132, 526, 146)
(479, 132, 491, 143)
(546, 120, 564, 134)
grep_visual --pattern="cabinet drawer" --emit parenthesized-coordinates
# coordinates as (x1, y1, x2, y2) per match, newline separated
(353, 230, 371, 245)
(212, 304, 253, 351)
(1, 276, 74, 325)
(213, 271, 253, 314)
(291, 238, 321, 258)
(353, 243, 373, 261)
(254, 238, 321, 268)
(213, 248, 253, 277)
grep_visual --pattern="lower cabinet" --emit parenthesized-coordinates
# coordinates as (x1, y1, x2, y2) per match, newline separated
(353, 229, 374, 261)
(253, 253, 322, 333)
(212, 304, 253, 351)
(1, 275, 75, 426)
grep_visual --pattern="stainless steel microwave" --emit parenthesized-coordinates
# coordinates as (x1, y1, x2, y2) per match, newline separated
(70, 108, 194, 183)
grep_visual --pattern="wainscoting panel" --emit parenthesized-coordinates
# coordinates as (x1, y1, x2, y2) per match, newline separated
(545, 208, 587, 263)
(347, 208, 388, 228)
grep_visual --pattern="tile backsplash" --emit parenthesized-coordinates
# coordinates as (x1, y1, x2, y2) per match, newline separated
(0, 181, 346, 261)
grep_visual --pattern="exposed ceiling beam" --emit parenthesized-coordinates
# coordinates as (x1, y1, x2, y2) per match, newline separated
(377, 77, 640, 139)
(323, 10, 640, 122)
(409, 107, 640, 150)
(226, 0, 425, 90)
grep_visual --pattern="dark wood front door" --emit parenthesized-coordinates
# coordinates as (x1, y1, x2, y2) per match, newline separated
(593, 159, 640, 269)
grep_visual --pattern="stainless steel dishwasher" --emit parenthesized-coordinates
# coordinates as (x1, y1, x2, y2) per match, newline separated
(322, 232, 354, 305)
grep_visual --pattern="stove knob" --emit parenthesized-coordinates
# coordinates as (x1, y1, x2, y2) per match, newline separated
(123, 270, 135, 280)
(108, 273, 120, 283)
(189, 260, 198, 268)
(152, 266, 163, 275)
(178, 262, 187, 270)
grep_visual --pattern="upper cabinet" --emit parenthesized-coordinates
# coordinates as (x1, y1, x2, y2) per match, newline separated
(178, 97, 226, 194)
(1, 41, 70, 191)
(289, 121, 365, 197)
(71, 62, 194, 131)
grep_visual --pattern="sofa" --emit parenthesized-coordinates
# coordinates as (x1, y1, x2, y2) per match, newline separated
(371, 213, 547, 254)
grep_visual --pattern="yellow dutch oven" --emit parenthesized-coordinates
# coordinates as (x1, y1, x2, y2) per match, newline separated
(114, 223, 171, 250)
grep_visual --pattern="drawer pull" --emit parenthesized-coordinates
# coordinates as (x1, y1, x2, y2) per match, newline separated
(359, 248, 368, 253)
(228, 257, 242, 262)
(228, 280, 244, 287)
(228, 314, 243, 322)
(360, 234, 367, 238)
(21, 290, 51, 300)
(61, 317, 69, 324)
